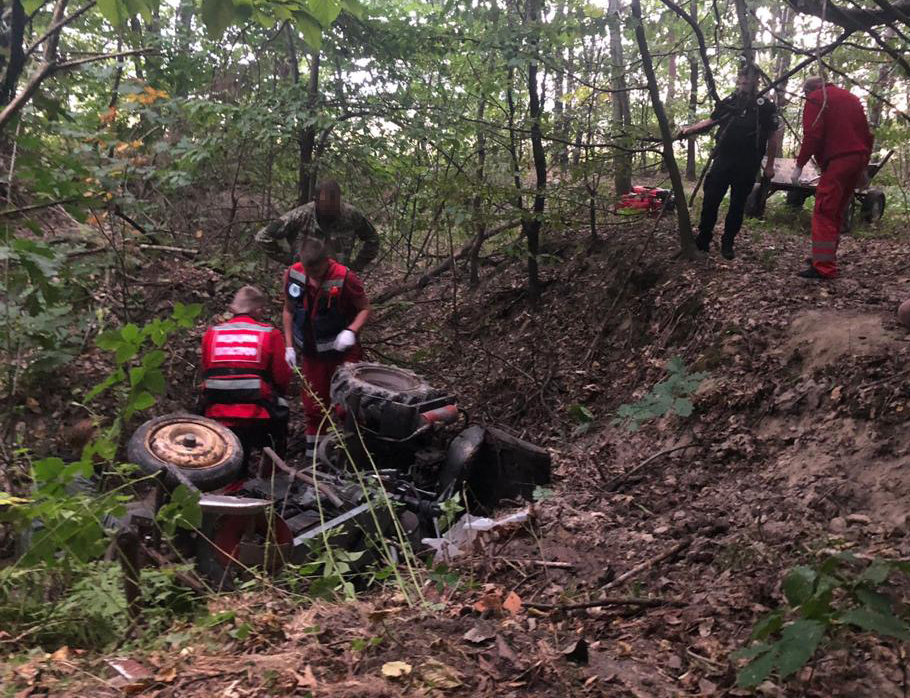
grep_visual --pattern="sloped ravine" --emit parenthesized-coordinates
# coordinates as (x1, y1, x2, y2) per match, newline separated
(4, 219, 910, 697)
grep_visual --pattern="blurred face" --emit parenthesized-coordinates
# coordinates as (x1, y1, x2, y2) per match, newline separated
(303, 259, 329, 280)
(315, 189, 341, 222)
(736, 72, 757, 95)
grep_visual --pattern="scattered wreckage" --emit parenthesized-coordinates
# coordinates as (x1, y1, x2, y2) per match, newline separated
(122, 362, 551, 590)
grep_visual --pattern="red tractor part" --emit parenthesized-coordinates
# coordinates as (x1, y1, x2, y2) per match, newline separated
(419, 404, 460, 426)
(614, 186, 674, 217)
(207, 511, 294, 571)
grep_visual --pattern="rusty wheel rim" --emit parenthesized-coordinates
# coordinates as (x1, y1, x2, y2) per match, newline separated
(147, 419, 234, 470)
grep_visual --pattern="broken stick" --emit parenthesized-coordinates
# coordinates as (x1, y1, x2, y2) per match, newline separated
(525, 596, 685, 611)
(601, 538, 692, 591)
(604, 443, 698, 492)
(263, 447, 344, 508)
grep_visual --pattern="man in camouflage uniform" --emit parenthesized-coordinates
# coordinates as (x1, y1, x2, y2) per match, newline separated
(254, 180, 379, 271)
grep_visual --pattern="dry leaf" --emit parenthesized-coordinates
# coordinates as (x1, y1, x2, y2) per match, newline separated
(463, 626, 495, 644)
(155, 667, 177, 683)
(502, 591, 522, 615)
(473, 592, 502, 614)
(49, 646, 69, 662)
(418, 659, 462, 689)
(495, 635, 519, 665)
(381, 661, 412, 678)
(368, 608, 400, 624)
(298, 664, 317, 690)
(561, 638, 589, 665)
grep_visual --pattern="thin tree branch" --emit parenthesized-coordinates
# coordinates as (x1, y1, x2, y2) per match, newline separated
(656, 0, 720, 104)
(23, 0, 94, 61)
(0, 50, 149, 135)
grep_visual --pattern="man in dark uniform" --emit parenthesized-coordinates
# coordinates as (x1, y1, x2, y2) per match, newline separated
(255, 180, 379, 271)
(681, 64, 782, 259)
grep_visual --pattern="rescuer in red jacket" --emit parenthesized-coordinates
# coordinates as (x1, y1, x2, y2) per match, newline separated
(792, 77, 874, 279)
(201, 286, 291, 472)
(282, 237, 371, 462)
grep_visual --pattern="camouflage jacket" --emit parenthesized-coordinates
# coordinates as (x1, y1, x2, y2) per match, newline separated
(254, 201, 379, 271)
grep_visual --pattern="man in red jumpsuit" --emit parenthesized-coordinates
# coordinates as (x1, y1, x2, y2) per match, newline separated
(282, 237, 371, 462)
(201, 286, 291, 473)
(793, 77, 873, 279)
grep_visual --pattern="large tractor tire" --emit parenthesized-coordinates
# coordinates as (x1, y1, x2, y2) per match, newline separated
(744, 184, 764, 219)
(127, 413, 244, 491)
(861, 189, 885, 223)
(786, 189, 810, 209)
(331, 362, 447, 439)
(330, 362, 442, 408)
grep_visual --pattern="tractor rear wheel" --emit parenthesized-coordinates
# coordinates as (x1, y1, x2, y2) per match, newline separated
(127, 414, 244, 491)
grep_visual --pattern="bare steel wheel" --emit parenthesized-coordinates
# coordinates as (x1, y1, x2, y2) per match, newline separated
(128, 414, 244, 491)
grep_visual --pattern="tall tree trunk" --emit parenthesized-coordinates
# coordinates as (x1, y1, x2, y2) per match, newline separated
(128, 18, 145, 81)
(298, 53, 320, 205)
(686, 52, 698, 180)
(771, 4, 794, 155)
(506, 66, 523, 214)
(607, 0, 632, 196)
(631, 0, 695, 258)
(868, 29, 896, 129)
(286, 25, 320, 205)
(469, 91, 488, 286)
(0, 0, 26, 107)
(665, 26, 677, 113)
(174, 0, 194, 96)
(552, 1, 568, 170)
(733, 0, 754, 62)
(525, 0, 546, 307)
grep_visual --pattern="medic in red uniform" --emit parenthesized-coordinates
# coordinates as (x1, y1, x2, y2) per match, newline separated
(793, 77, 874, 279)
(201, 286, 291, 471)
(282, 237, 371, 461)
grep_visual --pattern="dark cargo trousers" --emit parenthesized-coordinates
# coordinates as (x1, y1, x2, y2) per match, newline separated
(697, 158, 759, 247)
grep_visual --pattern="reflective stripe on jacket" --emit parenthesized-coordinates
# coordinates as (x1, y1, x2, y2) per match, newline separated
(200, 316, 290, 423)
(285, 260, 353, 357)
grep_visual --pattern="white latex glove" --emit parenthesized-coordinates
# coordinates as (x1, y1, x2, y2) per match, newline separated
(791, 166, 803, 184)
(284, 346, 297, 369)
(334, 329, 357, 352)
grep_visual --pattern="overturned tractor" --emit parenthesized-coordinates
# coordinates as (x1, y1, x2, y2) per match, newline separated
(123, 362, 551, 589)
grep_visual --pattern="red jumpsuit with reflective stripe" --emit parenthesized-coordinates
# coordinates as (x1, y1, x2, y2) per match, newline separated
(284, 260, 366, 459)
(796, 84, 873, 278)
(201, 315, 291, 424)
(201, 315, 291, 472)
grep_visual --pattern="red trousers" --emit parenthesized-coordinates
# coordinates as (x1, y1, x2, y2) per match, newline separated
(300, 348, 361, 458)
(811, 152, 868, 278)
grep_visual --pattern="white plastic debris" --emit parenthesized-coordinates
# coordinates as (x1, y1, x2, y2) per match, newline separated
(422, 510, 530, 563)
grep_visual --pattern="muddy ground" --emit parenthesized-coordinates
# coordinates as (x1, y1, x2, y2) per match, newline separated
(4, 211, 910, 697)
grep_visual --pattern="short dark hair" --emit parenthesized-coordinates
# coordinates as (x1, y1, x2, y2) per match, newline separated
(315, 180, 341, 200)
(300, 237, 330, 267)
(738, 63, 760, 79)
(230, 285, 267, 315)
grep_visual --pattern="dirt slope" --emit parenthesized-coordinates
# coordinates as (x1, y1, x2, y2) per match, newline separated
(5, 217, 910, 697)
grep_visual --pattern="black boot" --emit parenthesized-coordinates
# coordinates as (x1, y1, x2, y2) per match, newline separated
(695, 232, 711, 252)
(797, 265, 828, 279)
(720, 237, 735, 260)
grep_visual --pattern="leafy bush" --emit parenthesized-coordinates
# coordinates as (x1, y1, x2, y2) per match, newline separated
(613, 357, 705, 431)
(0, 235, 107, 392)
(0, 304, 206, 648)
(734, 554, 910, 688)
(0, 561, 200, 650)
